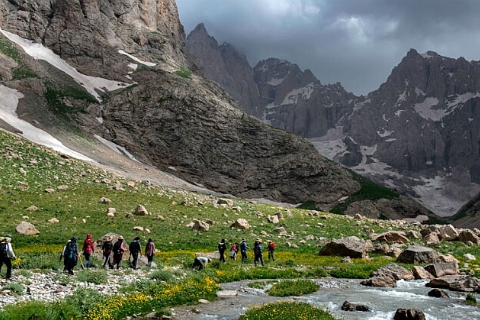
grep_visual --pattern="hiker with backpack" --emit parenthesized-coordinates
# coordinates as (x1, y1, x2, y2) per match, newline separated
(218, 238, 227, 263)
(193, 256, 211, 270)
(240, 238, 249, 263)
(129, 236, 141, 269)
(253, 238, 264, 266)
(229, 242, 239, 260)
(267, 240, 275, 261)
(61, 237, 79, 275)
(0, 234, 16, 280)
(145, 238, 156, 268)
(82, 234, 95, 268)
(112, 236, 127, 269)
(102, 236, 114, 269)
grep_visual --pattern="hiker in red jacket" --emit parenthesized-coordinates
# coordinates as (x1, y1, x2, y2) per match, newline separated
(267, 240, 275, 261)
(82, 234, 95, 268)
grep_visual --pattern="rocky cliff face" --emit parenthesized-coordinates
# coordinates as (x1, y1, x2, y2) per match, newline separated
(0, 0, 433, 220)
(186, 26, 480, 220)
(186, 23, 261, 117)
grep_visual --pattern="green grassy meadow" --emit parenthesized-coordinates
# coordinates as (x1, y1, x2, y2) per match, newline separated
(1, 128, 480, 319)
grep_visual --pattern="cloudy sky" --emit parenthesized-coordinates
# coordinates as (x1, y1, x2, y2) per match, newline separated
(176, 0, 480, 95)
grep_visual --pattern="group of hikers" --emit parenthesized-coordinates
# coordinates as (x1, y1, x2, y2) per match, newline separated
(194, 238, 275, 270)
(60, 234, 156, 275)
(1, 233, 275, 279)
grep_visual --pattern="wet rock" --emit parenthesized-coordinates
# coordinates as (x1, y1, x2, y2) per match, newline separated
(428, 288, 449, 298)
(341, 300, 370, 312)
(216, 290, 238, 297)
(393, 308, 426, 320)
(360, 276, 396, 288)
(427, 275, 480, 292)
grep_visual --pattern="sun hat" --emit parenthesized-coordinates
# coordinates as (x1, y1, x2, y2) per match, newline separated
(118, 236, 124, 240)
(106, 236, 113, 241)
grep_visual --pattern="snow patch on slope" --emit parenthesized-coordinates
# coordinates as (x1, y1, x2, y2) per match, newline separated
(414, 97, 443, 121)
(0, 85, 94, 162)
(281, 82, 315, 104)
(0, 29, 129, 103)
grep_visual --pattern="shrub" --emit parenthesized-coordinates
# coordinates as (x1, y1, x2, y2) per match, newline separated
(240, 301, 335, 320)
(64, 288, 105, 314)
(267, 279, 319, 297)
(175, 66, 192, 79)
(466, 293, 477, 305)
(76, 269, 108, 285)
(150, 269, 177, 283)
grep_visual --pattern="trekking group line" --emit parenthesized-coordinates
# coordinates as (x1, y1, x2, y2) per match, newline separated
(194, 238, 275, 270)
(1, 233, 275, 279)
(59, 234, 156, 275)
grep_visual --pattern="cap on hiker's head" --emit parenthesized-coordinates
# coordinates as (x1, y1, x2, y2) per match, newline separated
(5, 234, 12, 238)
(118, 236, 124, 240)
(134, 236, 141, 241)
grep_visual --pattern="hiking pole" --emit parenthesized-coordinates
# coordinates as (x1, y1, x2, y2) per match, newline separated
(79, 254, 84, 269)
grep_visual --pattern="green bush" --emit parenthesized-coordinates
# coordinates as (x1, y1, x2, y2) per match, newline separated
(76, 269, 108, 284)
(240, 301, 335, 320)
(150, 269, 177, 283)
(267, 279, 319, 297)
(175, 66, 192, 79)
(466, 293, 477, 305)
(64, 288, 105, 314)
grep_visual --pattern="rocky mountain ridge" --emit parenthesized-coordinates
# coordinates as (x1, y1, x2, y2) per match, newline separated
(0, 0, 433, 220)
(186, 24, 480, 224)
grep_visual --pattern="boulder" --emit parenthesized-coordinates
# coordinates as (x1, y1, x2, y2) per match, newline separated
(99, 197, 112, 204)
(423, 232, 440, 244)
(427, 288, 449, 298)
(396, 245, 440, 264)
(427, 275, 480, 292)
(107, 208, 116, 214)
(48, 218, 59, 224)
(372, 231, 409, 244)
(412, 266, 434, 280)
(371, 263, 415, 281)
(217, 199, 233, 206)
(438, 225, 459, 241)
(15, 221, 40, 235)
(230, 218, 250, 230)
(341, 301, 370, 312)
(274, 211, 284, 220)
(133, 226, 144, 232)
(135, 205, 149, 216)
(393, 308, 426, 320)
(319, 236, 369, 259)
(464, 253, 476, 261)
(267, 215, 279, 224)
(193, 220, 210, 232)
(360, 276, 397, 288)
(424, 262, 458, 278)
(458, 229, 480, 245)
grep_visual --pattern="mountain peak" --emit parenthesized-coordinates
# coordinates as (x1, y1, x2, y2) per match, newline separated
(193, 23, 207, 33)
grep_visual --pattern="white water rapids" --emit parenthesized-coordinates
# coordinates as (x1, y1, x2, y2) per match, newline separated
(168, 279, 480, 320)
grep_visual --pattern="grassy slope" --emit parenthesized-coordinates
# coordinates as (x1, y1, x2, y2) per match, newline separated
(1, 128, 479, 273)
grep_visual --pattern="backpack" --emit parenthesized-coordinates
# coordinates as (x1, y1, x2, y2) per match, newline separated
(268, 242, 275, 250)
(0, 242, 8, 257)
(103, 241, 113, 252)
(240, 241, 247, 251)
(64, 241, 75, 260)
(113, 241, 123, 254)
(129, 241, 140, 254)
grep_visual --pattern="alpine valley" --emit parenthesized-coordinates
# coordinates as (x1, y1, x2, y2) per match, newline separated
(0, 0, 449, 223)
(187, 23, 480, 226)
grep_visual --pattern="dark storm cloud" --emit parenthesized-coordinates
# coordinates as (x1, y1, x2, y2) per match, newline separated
(176, 0, 480, 95)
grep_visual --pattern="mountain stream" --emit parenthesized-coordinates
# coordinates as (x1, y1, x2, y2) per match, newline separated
(168, 278, 480, 320)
